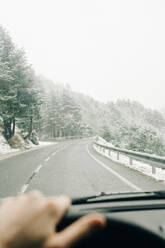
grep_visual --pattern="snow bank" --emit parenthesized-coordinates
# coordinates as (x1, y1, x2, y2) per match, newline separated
(0, 135, 19, 154)
(96, 136, 114, 147)
(24, 140, 55, 149)
(0, 132, 55, 157)
(25, 140, 55, 148)
(39, 141, 55, 146)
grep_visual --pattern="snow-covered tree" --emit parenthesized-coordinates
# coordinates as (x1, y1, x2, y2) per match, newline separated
(0, 26, 42, 140)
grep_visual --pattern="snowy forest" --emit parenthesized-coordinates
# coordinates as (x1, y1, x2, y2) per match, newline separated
(0, 26, 165, 156)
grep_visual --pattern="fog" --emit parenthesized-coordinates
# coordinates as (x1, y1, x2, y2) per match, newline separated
(0, 0, 165, 109)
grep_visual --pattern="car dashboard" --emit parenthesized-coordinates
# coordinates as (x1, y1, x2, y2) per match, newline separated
(58, 197, 165, 248)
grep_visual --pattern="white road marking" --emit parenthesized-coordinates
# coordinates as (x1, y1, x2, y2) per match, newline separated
(20, 184, 29, 194)
(86, 145, 142, 191)
(18, 143, 73, 195)
(34, 165, 42, 173)
(54, 145, 69, 154)
(45, 157, 50, 162)
(51, 145, 69, 157)
(18, 165, 42, 195)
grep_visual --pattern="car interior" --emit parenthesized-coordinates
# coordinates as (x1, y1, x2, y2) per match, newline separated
(58, 192, 165, 247)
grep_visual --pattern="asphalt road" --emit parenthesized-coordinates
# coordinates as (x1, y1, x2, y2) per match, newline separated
(0, 138, 165, 198)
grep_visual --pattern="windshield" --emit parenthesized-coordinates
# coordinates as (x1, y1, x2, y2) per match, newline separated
(0, 0, 165, 198)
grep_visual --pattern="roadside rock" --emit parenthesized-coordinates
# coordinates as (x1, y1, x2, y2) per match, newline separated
(8, 134, 25, 148)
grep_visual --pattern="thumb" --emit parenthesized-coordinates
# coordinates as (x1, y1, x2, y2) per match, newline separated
(44, 214, 106, 248)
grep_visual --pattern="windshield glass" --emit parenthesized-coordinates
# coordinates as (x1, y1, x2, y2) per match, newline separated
(0, 0, 165, 198)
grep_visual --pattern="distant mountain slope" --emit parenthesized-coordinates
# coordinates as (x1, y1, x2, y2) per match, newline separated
(36, 77, 165, 156)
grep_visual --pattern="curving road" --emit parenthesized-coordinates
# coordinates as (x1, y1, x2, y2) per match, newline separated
(0, 138, 164, 198)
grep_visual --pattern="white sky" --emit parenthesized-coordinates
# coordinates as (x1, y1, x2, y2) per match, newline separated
(0, 0, 165, 109)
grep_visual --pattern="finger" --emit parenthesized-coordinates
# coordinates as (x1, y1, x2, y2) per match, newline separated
(27, 190, 46, 206)
(28, 190, 44, 200)
(46, 196, 71, 224)
(0, 197, 15, 209)
(45, 214, 106, 248)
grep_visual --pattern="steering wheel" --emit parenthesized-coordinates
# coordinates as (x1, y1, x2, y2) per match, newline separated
(57, 212, 165, 248)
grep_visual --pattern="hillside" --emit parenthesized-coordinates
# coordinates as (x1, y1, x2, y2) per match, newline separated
(35, 77, 165, 156)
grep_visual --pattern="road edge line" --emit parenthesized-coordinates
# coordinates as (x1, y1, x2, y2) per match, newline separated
(86, 144, 142, 191)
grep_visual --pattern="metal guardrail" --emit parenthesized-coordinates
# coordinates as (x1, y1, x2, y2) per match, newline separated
(94, 141, 165, 174)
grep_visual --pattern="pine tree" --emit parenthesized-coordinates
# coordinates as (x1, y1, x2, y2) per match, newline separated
(0, 26, 42, 140)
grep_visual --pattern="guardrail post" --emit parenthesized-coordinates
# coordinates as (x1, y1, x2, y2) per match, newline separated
(94, 142, 165, 173)
(152, 165, 156, 175)
(129, 157, 133, 166)
(117, 152, 120, 160)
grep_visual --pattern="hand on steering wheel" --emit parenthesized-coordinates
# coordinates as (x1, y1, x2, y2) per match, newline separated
(0, 191, 106, 248)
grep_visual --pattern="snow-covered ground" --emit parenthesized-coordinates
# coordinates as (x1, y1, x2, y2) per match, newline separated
(39, 141, 55, 146)
(96, 136, 114, 147)
(94, 137, 165, 182)
(0, 135, 19, 154)
(0, 134, 56, 156)
(24, 140, 54, 149)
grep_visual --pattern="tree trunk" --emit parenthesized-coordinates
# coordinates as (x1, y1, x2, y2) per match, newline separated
(3, 118, 13, 139)
(12, 117, 15, 136)
(28, 116, 33, 138)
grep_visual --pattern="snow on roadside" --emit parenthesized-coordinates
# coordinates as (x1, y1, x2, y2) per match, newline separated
(96, 136, 114, 147)
(0, 135, 19, 154)
(94, 138, 165, 183)
(19, 140, 56, 150)
(0, 134, 56, 156)
(39, 141, 56, 146)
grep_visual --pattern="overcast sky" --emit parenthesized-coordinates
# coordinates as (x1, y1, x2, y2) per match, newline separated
(0, 0, 165, 109)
